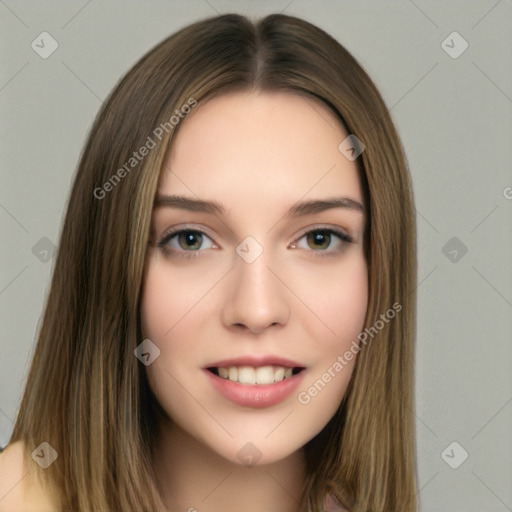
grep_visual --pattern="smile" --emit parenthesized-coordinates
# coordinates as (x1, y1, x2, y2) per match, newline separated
(207, 365, 304, 385)
(204, 365, 306, 408)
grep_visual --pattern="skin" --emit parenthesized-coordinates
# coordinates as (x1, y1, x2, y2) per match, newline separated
(0, 441, 59, 511)
(140, 91, 367, 512)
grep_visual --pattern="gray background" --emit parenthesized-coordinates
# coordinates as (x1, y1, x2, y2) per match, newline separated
(1, 1, 511, 510)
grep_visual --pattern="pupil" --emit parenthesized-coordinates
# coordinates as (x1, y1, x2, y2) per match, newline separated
(179, 231, 202, 250)
(308, 231, 330, 250)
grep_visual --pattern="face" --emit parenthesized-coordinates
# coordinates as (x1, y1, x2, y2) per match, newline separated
(140, 91, 368, 466)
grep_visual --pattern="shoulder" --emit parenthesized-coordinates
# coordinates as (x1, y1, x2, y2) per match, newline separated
(322, 490, 349, 512)
(0, 441, 59, 512)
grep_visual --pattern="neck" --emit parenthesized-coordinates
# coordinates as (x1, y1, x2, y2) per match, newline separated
(153, 419, 307, 512)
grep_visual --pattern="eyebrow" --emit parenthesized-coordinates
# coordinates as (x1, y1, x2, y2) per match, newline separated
(154, 194, 364, 217)
(284, 197, 364, 217)
(154, 195, 225, 215)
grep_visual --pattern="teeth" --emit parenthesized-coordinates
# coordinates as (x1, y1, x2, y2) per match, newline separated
(215, 365, 300, 385)
(228, 367, 238, 382)
(238, 367, 256, 384)
(255, 366, 274, 384)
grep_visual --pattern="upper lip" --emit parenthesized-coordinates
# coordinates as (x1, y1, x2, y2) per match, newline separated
(205, 355, 305, 369)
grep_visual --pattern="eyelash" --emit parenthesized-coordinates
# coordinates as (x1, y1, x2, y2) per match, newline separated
(157, 225, 354, 260)
(292, 227, 354, 257)
(157, 227, 216, 260)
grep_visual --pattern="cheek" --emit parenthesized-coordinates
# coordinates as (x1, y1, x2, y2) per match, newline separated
(140, 270, 181, 342)
(323, 270, 367, 337)
(139, 263, 206, 419)
(293, 255, 367, 413)
(139, 256, 223, 382)
(139, 262, 195, 391)
(293, 253, 368, 346)
(140, 258, 220, 341)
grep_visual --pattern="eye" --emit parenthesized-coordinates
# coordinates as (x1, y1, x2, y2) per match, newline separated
(158, 229, 215, 256)
(292, 228, 353, 253)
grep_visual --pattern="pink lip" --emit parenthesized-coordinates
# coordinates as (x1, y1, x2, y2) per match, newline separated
(205, 355, 304, 369)
(204, 368, 306, 408)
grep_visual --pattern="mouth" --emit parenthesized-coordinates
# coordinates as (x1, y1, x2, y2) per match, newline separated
(203, 356, 307, 408)
(206, 365, 305, 386)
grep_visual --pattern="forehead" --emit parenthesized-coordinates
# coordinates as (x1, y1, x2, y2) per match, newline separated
(159, 91, 362, 207)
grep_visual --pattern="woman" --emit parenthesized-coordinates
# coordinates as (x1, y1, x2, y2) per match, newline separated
(0, 13, 417, 512)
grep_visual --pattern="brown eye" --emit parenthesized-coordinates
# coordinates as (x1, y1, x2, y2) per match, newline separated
(158, 229, 215, 256)
(306, 230, 331, 250)
(177, 231, 203, 250)
(291, 228, 353, 255)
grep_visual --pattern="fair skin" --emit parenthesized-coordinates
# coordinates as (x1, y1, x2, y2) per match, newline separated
(141, 91, 367, 512)
(0, 441, 58, 511)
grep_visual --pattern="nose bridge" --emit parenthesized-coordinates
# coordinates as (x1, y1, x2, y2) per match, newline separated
(221, 240, 290, 332)
(236, 248, 274, 297)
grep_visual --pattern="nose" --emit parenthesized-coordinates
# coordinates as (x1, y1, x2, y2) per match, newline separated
(220, 249, 290, 334)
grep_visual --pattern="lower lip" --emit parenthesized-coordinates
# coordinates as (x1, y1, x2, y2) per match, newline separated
(204, 369, 306, 408)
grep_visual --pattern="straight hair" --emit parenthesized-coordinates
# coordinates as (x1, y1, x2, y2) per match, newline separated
(10, 13, 417, 511)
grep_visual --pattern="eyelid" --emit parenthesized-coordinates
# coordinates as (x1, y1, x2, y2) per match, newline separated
(156, 225, 220, 259)
(292, 224, 354, 243)
(158, 224, 218, 245)
(156, 223, 354, 259)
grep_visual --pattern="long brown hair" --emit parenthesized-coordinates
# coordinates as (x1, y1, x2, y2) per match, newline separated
(10, 13, 417, 511)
